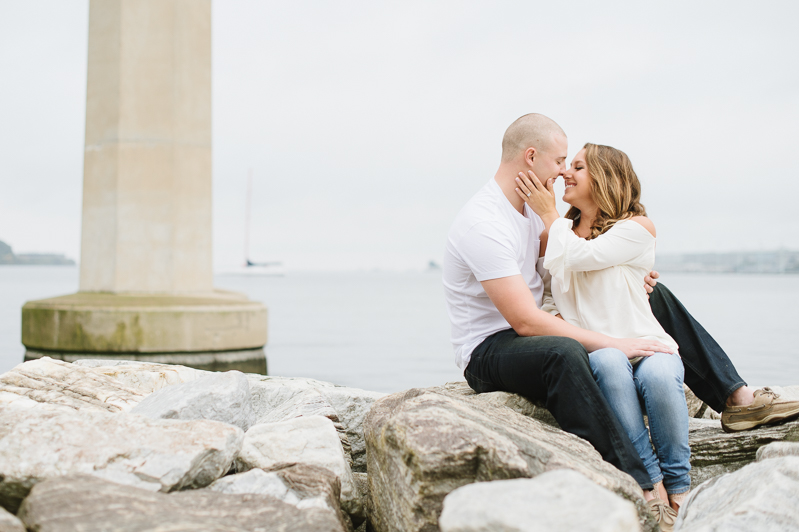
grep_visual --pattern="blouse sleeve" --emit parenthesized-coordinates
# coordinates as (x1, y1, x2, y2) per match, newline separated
(543, 218, 654, 292)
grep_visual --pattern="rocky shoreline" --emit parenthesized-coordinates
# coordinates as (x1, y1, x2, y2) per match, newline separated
(1, 358, 798, 531)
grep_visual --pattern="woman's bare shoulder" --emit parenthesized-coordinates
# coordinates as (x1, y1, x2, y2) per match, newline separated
(628, 216, 656, 237)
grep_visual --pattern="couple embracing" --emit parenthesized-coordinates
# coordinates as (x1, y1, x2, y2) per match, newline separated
(442, 113, 799, 530)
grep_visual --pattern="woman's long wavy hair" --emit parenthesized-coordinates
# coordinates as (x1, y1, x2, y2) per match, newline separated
(565, 143, 647, 240)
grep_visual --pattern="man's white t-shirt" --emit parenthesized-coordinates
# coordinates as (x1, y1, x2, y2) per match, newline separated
(443, 178, 546, 370)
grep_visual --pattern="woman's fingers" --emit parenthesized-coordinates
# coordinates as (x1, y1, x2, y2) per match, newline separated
(516, 174, 533, 198)
(526, 170, 545, 191)
(641, 340, 677, 355)
(519, 171, 537, 191)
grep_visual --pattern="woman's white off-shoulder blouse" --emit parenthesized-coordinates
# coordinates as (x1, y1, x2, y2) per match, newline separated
(543, 217, 679, 353)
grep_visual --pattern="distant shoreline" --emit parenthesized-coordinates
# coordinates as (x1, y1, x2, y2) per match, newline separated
(0, 239, 75, 266)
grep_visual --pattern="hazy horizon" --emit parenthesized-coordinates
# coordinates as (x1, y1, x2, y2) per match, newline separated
(2, 1, 798, 272)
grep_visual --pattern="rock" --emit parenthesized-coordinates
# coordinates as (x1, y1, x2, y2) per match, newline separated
(684, 385, 720, 420)
(248, 375, 385, 471)
(756, 441, 799, 461)
(253, 385, 353, 463)
(0, 357, 144, 413)
(207, 464, 350, 530)
(365, 388, 654, 532)
(17, 474, 345, 532)
(235, 415, 360, 518)
(74, 359, 206, 394)
(439, 470, 640, 532)
(131, 370, 255, 431)
(352, 472, 369, 520)
(0, 406, 242, 513)
(434, 381, 559, 427)
(319, 385, 386, 471)
(0, 506, 24, 532)
(687, 417, 799, 486)
(675, 456, 799, 531)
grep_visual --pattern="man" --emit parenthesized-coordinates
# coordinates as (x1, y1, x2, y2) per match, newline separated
(443, 113, 799, 488)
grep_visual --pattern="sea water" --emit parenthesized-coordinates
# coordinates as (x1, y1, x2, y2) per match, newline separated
(1, 266, 797, 392)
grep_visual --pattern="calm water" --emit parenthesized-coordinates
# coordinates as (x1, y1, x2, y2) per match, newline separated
(1, 266, 797, 391)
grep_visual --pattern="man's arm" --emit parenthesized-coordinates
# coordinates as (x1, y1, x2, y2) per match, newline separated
(482, 274, 674, 357)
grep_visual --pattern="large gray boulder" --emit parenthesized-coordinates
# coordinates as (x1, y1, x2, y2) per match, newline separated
(439, 470, 640, 532)
(434, 381, 559, 427)
(0, 506, 24, 532)
(675, 456, 799, 531)
(687, 417, 799, 485)
(756, 441, 799, 461)
(207, 464, 351, 531)
(17, 474, 345, 532)
(364, 387, 654, 532)
(131, 370, 255, 431)
(248, 375, 384, 472)
(0, 406, 242, 513)
(74, 359, 206, 394)
(235, 415, 360, 518)
(0, 357, 145, 412)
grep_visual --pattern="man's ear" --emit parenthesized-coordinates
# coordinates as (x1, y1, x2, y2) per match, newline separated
(524, 146, 537, 167)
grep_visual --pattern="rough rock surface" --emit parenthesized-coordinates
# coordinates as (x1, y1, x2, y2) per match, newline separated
(756, 441, 799, 461)
(248, 375, 384, 472)
(0, 506, 24, 532)
(687, 417, 799, 485)
(235, 415, 360, 518)
(365, 387, 654, 532)
(439, 470, 640, 532)
(17, 474, 345, 532)
(675, 456, 799, 531)
(0, 406, 242, 512)
(74, 359, 206, 394)
(208, 464, 350, 530)
(131, 370, 255, 431)
(0, 357, 144, 412)
(434, 381, 559, 427)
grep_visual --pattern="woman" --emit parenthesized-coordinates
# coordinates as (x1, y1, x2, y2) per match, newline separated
(515, 143, 690, 530)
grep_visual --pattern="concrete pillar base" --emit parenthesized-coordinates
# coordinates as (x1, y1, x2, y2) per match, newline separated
(21, 291, 268, 374)
(23, 347, 267, 375)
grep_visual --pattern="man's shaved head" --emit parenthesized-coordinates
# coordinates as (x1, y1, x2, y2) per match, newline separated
(501, 113, 566, 163)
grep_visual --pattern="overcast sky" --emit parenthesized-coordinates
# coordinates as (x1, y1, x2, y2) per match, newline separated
(1, 0, 798, 271)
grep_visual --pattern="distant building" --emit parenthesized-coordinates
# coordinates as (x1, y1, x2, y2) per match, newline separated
(656, 250, 799, 274)
(0, 240, 75, 266)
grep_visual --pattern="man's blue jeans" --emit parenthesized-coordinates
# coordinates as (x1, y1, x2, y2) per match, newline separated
(589, 348, 691, 494)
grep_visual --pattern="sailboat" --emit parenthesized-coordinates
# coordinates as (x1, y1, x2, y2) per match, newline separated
(222, 170, 285, 276)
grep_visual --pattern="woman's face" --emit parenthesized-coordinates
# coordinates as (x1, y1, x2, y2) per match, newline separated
(562, 148, 594, 207)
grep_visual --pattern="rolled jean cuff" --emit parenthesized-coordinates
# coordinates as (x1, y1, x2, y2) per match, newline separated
(720, 381, 748, 411)
(667, 485, 691, 496)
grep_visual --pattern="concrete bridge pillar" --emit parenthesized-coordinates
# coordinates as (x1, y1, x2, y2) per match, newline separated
(21, 0, 268, 372)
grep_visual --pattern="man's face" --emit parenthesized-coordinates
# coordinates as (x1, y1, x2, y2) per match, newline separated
(531, 133, 568, 183)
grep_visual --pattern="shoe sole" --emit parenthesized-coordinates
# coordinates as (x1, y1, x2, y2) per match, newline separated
(722, 407, 799, 433)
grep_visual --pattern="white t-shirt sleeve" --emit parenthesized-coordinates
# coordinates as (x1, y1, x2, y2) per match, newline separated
(457, 221, 521, 282)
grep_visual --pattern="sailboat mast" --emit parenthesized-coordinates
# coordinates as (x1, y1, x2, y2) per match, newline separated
(244, 169, 253, 266)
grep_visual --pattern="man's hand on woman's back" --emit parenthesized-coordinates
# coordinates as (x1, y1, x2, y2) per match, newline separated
(644, 270, 659, 297)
